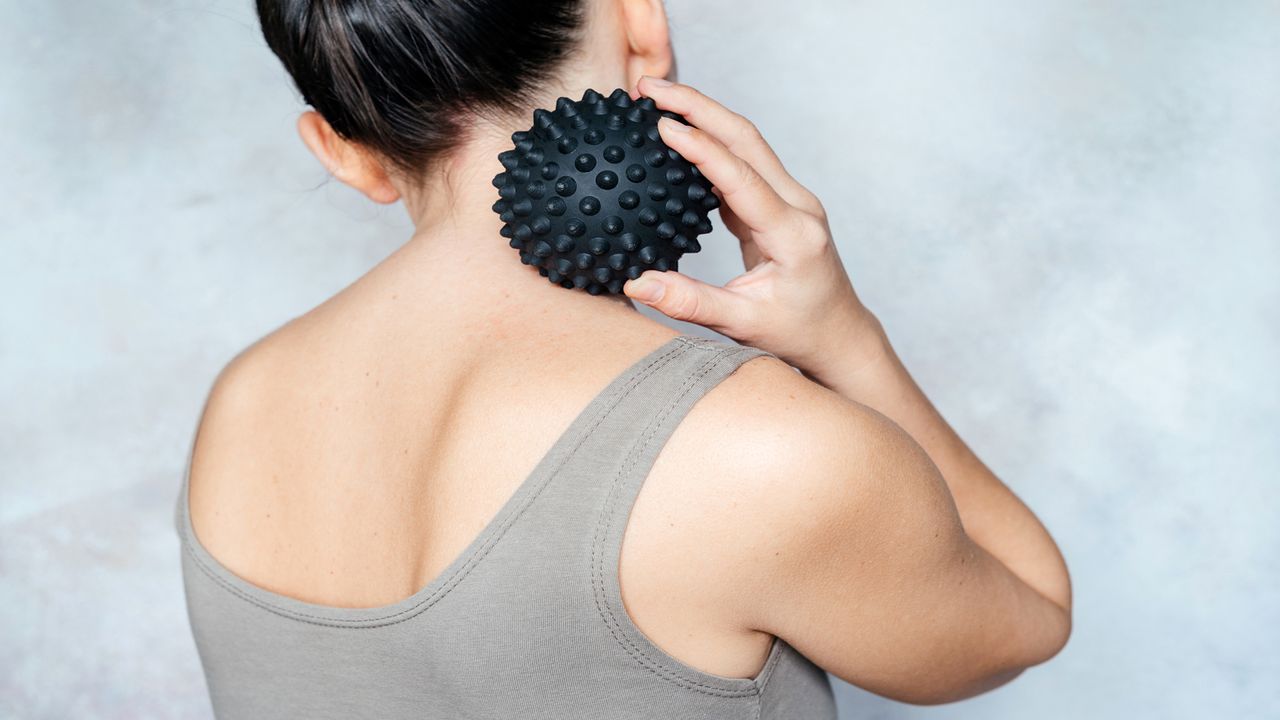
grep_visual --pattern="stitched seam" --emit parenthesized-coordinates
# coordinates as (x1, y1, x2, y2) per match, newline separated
(747, 636, 787, 720)
(592, 347, 755, 697)
(757, 637, 785, 692)
(592, 346, 764, 699)
(592, 348, 736, 695)
(182, 343, 689, 629)
(672, 335, 722, 352)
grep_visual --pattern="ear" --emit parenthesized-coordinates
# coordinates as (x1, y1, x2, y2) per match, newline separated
(619, 0, 673, 87)
(296, 111, 401, 204)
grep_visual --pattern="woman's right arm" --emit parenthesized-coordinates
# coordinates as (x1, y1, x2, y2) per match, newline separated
(624, 77, 1071, 703)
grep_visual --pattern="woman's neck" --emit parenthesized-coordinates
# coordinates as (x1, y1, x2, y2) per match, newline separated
(374, 116, 640, 343)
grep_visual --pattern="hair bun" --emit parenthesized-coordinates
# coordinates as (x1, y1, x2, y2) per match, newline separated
(492, 87, 719, 295)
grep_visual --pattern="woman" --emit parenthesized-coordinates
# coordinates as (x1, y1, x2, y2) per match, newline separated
(176, 0, 1072, 717)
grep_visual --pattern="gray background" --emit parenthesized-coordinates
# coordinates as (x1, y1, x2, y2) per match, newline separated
(2, 0, 1277, 717)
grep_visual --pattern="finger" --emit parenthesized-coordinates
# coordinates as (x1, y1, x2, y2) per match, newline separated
(637, 77, 820, 214)
(711, 188, 766, 269)
(657, 116, 800, 239)
(637, 77, 783, 173)
(623, 270, 753, 332)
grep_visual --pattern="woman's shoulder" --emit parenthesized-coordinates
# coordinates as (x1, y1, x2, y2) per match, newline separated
(637, 347, 880, 547)
(620, 343, 918, 655)
(676, 352, 934, 560)
(188, 312, 328, 461)
(672, 348, 893, 480)
(183, 317, 319, 551)
(189, 261, 423, 448)
(182, 288, 401, 562)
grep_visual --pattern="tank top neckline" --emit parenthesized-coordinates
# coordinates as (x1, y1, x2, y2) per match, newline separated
(177, 332, 724, 625)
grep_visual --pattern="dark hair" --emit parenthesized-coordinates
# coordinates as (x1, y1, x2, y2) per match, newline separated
(256, 0, 586, 176)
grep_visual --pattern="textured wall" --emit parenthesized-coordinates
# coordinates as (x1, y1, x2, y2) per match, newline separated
(2, 1, 1276, 717)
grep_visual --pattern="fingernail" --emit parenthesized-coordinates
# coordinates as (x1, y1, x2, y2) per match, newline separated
(644, 76, 674, 87)
(658, 116, 690, 133)
(627, 277, 665, 303)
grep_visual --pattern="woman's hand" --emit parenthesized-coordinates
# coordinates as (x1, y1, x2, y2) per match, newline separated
(624, 76, 885, 384)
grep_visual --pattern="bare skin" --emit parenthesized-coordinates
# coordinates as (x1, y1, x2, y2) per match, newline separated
(187, 0, 1070, 706)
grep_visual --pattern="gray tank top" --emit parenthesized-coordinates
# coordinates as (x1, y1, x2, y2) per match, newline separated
(175, 333, 837, 719)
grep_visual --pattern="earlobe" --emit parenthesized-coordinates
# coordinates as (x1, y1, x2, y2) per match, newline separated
(353, 145, 402, 204)
(620, 0, 673, 86)
(363, 167, 402, 204)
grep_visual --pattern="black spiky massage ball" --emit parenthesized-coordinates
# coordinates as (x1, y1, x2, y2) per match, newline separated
(491, 87, 719, 295)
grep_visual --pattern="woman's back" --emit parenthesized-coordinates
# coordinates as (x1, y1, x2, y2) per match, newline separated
(179, 274, 838, 716)
(181, 253, 701, 615)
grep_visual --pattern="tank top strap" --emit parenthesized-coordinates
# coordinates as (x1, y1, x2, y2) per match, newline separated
(585, 333, 775, 528)
(497, 333, 778, 694)
(533, 333, 775, 518)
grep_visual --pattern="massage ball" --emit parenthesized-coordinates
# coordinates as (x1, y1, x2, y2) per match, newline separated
(491, 87, 720, 295)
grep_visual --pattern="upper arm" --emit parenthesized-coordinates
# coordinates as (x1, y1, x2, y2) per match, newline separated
(721, 365, 1070, 704)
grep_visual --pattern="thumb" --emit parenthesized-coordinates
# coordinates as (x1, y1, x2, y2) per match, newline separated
(622, 270, 746, 329)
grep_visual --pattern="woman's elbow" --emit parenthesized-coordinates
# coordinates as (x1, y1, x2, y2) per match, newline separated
(897, 609, 1073, 706)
